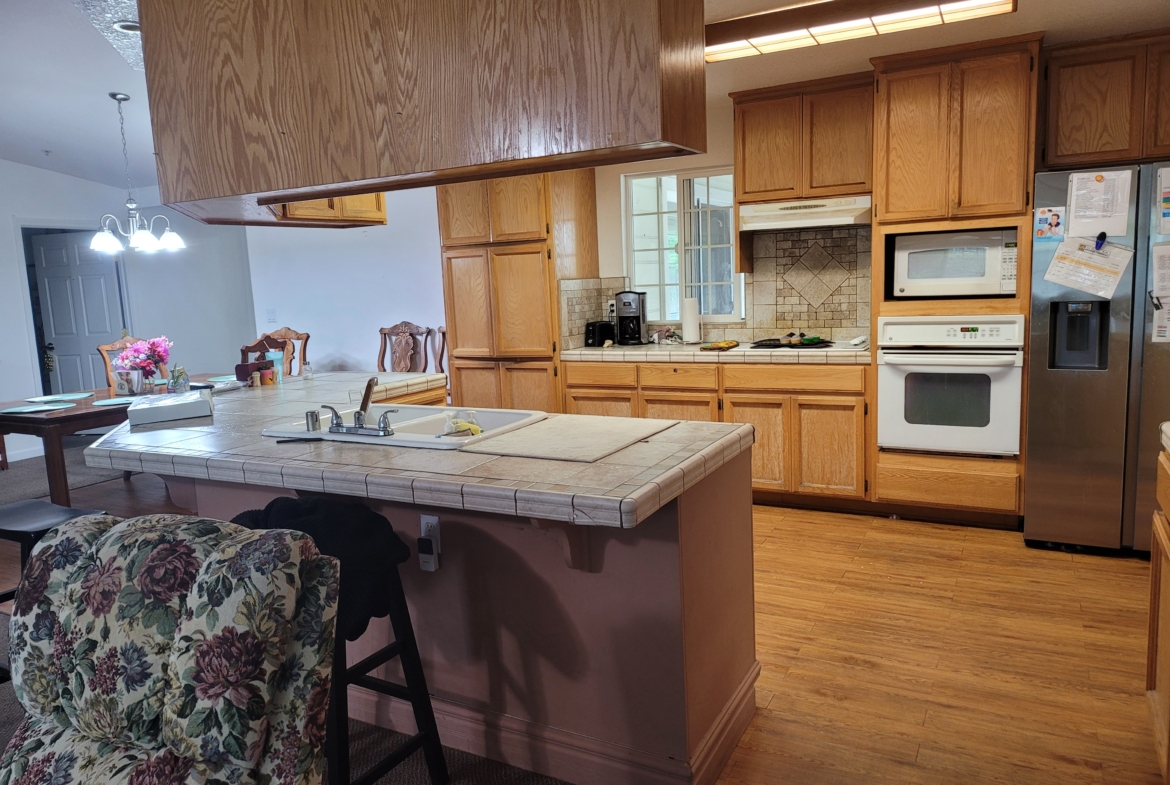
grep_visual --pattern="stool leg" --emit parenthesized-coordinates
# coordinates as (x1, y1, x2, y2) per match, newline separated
(326, 636, 351, 785)
(123, 471, 133, 482)
(386, 567, 449, 785)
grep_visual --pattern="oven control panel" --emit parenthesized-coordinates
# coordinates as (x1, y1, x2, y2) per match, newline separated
(877, 315, 1025, 348)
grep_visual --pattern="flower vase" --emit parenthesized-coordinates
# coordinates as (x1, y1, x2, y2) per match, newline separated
(113, 369, 145, 396)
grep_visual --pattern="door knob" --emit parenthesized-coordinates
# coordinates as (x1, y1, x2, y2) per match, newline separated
(44, 343, 55, 351)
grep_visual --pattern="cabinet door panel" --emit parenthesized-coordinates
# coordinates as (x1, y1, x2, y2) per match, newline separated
(490, 245, 554, 357)
(804, 86, 873, 197)
(565, 388, 636, 417)
(724, 394, 789, 492)
(335, 193, 385, 222)
(951, 52, 1032, 217)
(875, 65, 951, 222)
(491, 175, 546, 242)
(443, 248, 495, 358)
(1046, 46, 1146, 166)
(792, 396, 865, 497)
(449, 360, 501, 409)
(736, 97, 802, 202)
(1146, 43, 1170, 159)
(283, 198, 337, 219)
(501, 361, 560, 412)
(437, 181, 491, 245)
(639, 391, 720, 422)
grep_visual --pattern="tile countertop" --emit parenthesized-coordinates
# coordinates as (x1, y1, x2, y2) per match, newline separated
(560, 342, 871, 365)
(84, 371, 753, 529)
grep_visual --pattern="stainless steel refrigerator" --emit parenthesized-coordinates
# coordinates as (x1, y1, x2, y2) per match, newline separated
(1025, 164, 1170, 549)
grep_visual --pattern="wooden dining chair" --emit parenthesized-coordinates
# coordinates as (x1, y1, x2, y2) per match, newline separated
(433, 326, 447, 373)
(0, 435, 8, 471)
(97, 335, 168, 389)
(240, 336, 291, 365)
(256, 327, 309, 376)
(378, 322, 433, 373)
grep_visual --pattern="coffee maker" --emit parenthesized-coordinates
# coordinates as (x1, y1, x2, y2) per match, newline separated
(615, 291, 649, 345)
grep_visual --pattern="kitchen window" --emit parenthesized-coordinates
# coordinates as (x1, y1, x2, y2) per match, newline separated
(626, 170, 742, 323)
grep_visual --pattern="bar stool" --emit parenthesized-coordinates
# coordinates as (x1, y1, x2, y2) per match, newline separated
(0, 499, 104, 682)
(232, 498, 449, 785)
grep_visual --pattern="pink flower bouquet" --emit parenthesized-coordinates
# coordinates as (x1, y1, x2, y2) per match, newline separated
(113, 336, 172, 380)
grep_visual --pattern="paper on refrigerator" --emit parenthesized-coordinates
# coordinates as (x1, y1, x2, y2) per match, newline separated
(1160, 168, 1170, 236)
(1043, 238, 1134, 299)
(1155, 308, 1170, 343)
(1067, 170, 1131, 238)
(1153, 243, 1170, 298)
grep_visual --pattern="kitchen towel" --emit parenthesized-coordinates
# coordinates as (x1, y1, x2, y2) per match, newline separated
(681, 297, 701, 343)
(460, 415, 678, 462)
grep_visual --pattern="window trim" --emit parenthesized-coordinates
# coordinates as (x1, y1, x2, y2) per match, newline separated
(622, 166, 744, 326)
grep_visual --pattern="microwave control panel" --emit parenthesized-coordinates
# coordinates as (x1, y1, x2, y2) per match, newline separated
(877, 315, 1026, 348)
(1000, 242, 1017, 293)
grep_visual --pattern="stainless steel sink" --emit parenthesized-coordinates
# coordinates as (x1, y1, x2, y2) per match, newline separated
(261, 404, 546, 449)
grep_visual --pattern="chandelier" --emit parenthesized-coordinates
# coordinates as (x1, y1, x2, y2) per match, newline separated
(90, 93, 184, 254)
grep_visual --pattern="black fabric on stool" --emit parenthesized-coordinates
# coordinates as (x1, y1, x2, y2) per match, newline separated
(234, 497, 449, 785)
(0, 500, 104, 683)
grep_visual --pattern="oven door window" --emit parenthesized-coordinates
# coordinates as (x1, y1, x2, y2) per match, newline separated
(906, 247, 988, 280)
(904, 372, 992, 427)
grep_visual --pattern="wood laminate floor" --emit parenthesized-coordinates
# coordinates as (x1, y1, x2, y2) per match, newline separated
(719, 505, 1160, 785)
(8, 478, 1161, 782)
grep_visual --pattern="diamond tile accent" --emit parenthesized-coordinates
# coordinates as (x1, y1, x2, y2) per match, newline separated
(783, 261, 815, 293)
(799, 243, 834, 274)
(817, 260, 850, 293)
(801, 277, 833, 308)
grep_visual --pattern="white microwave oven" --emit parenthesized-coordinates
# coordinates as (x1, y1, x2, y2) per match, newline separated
(892, 229, 1017, 298)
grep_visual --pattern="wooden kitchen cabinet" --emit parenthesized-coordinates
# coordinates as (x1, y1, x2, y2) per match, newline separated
(1148, 452, 1170, 778)
(437, 181, 492, 246)
(873, 34, 1040, 223)
(639, 390, 720, 422)
(1045, 43, 1147, 166)
(282, 198, 337, 220)
(277, 195, 386, 225)
(449, 359, 503, 409)
(731, 72, 873, 205)
(438, 174, 551, 246)
(723, 394, 791, 492)
(335, 193, 385, 221)
(1147, 41, 1170, 159)
(490, 244, 555, 358)
(792, 396, 865, 498)
(491, 175, 547, 242)
(500, 361, 559, 411)
(565, 388, 638, 418)
(442, 248, 495, 359)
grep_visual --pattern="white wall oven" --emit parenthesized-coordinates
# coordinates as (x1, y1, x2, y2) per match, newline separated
(892, 229, 1018, 298)
(877, 315, 1025, 456)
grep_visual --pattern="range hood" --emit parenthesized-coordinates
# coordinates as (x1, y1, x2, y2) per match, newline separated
(739, 196, 872, 232)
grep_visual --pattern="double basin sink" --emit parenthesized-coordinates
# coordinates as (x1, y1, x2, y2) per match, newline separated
(262, 404, 546, 450)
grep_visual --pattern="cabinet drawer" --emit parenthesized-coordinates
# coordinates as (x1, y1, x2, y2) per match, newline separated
(638, 364, 719, 390)
(722, 365, 865, 393)
(875, 453, 1018, 512)
(1158, 452, 1170, 514)
(563, 362, 637, 388)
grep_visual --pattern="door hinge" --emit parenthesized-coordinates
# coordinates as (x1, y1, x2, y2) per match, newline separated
(865, 479, 869, 493)
(718, 397, 724, 411)
(546, 223, 550, 235)
(547, 248, 551, 259)
(864, 402, 868, 415)
(1029, 55, 1034, 72)
(1044, 64, 1049, 80)
(554, 366, 558, 377)
(1026, 190, 1031, 207)
(553, 341, 557, 353)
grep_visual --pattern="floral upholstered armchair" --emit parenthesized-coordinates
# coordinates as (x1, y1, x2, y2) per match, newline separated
(0, 513, 340, 785)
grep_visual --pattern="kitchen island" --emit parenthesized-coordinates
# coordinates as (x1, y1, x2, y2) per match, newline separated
(83, 372, 757, 785)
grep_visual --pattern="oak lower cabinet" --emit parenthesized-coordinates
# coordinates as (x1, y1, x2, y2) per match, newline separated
(639, 390, 720, 422)
(1148, 451, 1170, 778)
(565, 388, 637, 417)
(873, 34, 1040, 222)
(723, 394, 791, 492)
(874, 452, 1019, 512)
(450, 359, 561, 412)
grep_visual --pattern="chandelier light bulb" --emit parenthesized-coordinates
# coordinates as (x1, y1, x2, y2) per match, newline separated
(130, 227, 161, 252)
(158, 227, 186, 251)
(89, 229, 124, 254)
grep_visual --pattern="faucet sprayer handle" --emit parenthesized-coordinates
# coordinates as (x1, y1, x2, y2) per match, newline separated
(320, 405, 343, 428)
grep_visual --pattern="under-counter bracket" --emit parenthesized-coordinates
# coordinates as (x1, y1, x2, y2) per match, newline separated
(529, 518, 595, 573)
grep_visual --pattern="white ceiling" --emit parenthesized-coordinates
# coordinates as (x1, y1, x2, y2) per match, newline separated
(2, 0, 1170, 191)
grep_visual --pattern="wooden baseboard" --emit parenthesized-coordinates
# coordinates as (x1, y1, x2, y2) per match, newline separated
(754, 490, 1022, 530)
(347, 661, 760, 785)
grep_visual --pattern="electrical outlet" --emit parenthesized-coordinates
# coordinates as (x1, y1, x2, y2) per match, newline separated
(420, 514, 440, 553)
(266, 308, 277, 324)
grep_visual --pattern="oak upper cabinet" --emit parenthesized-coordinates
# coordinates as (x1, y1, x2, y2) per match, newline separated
(491, 175, 547, 242)
(873, 33, 1041, 223)
(723, 394, 790, 492)
(792, 396, 866, 498)
(1147, 41, 1170, 159)
(449, 359, 503, 409)
(437, 181, 491, 246)
(490, 244, 555, 357)
(500, 361, 559, 411)
(278, 195, 387, 225)
(335, 193, 386, 221)
(442, 248, 494, 358)
(1045, 43, 1146, 166)
(732, 72, 873, 204)
(282, 198, 337, 220)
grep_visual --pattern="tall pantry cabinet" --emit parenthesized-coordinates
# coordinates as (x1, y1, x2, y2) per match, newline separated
(437, 170, 599, 411)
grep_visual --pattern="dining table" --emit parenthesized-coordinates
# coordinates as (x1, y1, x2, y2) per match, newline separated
(0, 377, 213, 507)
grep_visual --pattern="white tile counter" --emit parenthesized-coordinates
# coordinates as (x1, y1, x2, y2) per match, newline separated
(560, 343, 871, 365)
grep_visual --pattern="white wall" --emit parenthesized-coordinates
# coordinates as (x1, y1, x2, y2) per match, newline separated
(0, 160, 255, 462)
(244, 188, 445, 373)
(594, 101, 734, 278)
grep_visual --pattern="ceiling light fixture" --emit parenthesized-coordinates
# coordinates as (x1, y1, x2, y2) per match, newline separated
(90, 93, 184, 255)
(111, 20, 140, 33)
(705, 0, 1016, 61)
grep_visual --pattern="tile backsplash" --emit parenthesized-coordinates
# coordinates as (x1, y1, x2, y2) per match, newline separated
(559, 277, 629, 350)
(705, 226, 871, 343)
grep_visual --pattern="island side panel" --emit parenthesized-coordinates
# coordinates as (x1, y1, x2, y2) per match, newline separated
(677, 449, 758, 783)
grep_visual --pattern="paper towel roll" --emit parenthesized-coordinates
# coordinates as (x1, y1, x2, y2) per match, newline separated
(681, 297, 701, 343)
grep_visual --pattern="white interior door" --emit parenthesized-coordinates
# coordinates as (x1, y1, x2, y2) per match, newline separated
(31, 232, 126, 393)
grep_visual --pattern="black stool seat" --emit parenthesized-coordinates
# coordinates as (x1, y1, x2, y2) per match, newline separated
(0, 499, 104, 535)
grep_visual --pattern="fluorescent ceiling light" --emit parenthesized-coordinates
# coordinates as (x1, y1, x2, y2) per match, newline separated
(940, 0, 1014, 22)
(749, 29, 818, 53)
(704, 0, 1015, 61)
(809, 17, 877, 44)
(705, 40, 760, 61)
(873, 6, 944, 34)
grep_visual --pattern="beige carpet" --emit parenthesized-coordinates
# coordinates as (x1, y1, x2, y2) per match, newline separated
(461, 415, 677, 462)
